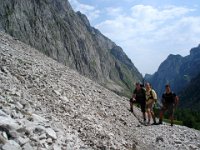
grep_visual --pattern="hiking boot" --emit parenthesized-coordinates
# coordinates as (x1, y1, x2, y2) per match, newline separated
(147, 122, 151, 126)
(129, 108, 133, 113)
(143, 119, 147, 125)
(158, 119, 163, 125)
(151, 122, 157, 125)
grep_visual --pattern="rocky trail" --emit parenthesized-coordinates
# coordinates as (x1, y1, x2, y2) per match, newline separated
(0, 32, 199, 150)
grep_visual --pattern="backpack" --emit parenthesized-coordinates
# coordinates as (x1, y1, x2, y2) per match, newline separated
(150, 89, 157, 103)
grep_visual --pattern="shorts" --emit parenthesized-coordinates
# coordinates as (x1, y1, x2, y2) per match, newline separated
(162, 103, 174, 116)
(146, 99, 155, 111)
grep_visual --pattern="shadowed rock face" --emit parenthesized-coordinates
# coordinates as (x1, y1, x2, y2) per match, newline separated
(0, 32, 200, 150)
(145, 45, 200, 98)
(0, 0, 142, 96)
(179, 73, 200, 110)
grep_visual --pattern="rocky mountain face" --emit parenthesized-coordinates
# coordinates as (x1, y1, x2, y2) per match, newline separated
(178, 73, 200, 110)
(1, 31, 200, 150)
(0, 0, 142, 96)
(145, 45, 200, 97)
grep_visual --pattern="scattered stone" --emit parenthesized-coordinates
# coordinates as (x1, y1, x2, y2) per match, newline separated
(45, 128, 57, 140)
(46, 138, 53, 144)
(17, 136, 29, 146)
(22, 142, 34, 150)
(0, 32, 199, 150)
(2, 131, 8, 140)
(156, 136, 164, 143)
(2, 140, 21, 150)
(53, 144, 62, 150)
(174, 140, 182, 144)
(31, 114, 48, 123)
(0, 134, 7, 144)
(39, 133, 47, 140)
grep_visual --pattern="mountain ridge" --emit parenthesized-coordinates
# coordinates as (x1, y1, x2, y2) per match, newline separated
(145, 45, 200, 97)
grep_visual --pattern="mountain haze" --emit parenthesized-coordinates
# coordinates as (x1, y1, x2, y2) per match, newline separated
(0, 0, 142, 96)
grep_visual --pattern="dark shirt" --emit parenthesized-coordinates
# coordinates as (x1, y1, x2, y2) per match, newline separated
(133, 88, 146, 103)
(162, 92, 176, 104)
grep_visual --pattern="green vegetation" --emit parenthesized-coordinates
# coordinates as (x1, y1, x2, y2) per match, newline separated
(154, 107, 200, 130)
(163, 118, 183, 126)
(174, 109, 200, 130)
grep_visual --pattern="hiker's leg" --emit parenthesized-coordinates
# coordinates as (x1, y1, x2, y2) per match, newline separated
(141, 102, 146, 121)
(142, 112, 146, 122)
(169, 115, 174, 126)
(147, 108, 151, 124)
(151, 110, 156, 123)
(169, 104, 174, 126)
(159, 106, 167, 124)
(130, 98, 133, 112)
(150, 103, 156, 123)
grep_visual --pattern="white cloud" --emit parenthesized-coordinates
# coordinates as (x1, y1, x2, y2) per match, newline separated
(69, 0, 100, 21)
(106, 7, 124, 17)
(96, 5, 200, 74)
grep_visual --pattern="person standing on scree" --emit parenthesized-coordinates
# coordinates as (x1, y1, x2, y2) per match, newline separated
(145, 83, 157, 125)
(158, 84, 179, 126)
(130, 82, 147, 124)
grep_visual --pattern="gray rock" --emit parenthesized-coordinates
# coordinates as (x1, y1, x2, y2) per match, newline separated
(45, 128, 57, 140)
(39, 133, 47, 140)
(15, 102, 23, 110)
(2, 140, 21, 150)
(22, 143, 34, 150)
(0, 134, 7, 144)
(0, 116, 19, 131)
(31, 114, 48, 123)
(2, 132, 8, 140)
(0, 110, 8, 117)
(156, 136, 164, 142)
(17, 137, 29, 146)
(53, 144, 61, 150)
(46, 138, 53, 144)
(174, 140, 182, 144)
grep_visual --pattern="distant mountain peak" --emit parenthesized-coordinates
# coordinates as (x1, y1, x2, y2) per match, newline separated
(145, 45, 200, 97)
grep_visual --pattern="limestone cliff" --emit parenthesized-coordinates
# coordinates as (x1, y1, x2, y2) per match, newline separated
(0, 0, 142, 96)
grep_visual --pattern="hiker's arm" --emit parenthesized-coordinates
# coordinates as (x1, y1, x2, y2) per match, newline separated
(174, 96, 179, 106)
(132, 94, 136, 100)
(161, 94, 165, 104)
(132, 89, 136, 101)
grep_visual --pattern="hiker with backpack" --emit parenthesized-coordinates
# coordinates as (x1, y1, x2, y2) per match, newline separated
(158, 84, 179, 126)
(145, 83, 157, 125)
(130, 82, 147, 124)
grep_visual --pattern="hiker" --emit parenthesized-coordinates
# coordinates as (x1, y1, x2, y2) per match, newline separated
(130, 82, 146, 124)
(145, 83, 157, 125)
(158, 84, 179, 126)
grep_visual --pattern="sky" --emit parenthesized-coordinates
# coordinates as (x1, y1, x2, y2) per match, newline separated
(68, 0, 200, 76)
